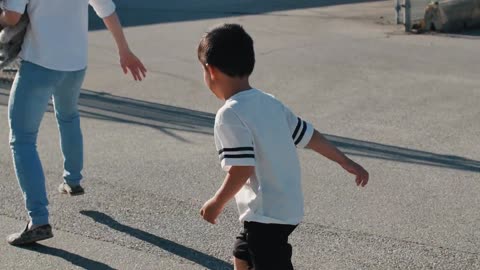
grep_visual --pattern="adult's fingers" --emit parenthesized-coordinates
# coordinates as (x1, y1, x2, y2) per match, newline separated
(129, 66, 140, 81)
(135, 66, 145, 81)
(138, 61, 147, 77)
(135, 67, 143, 81)
(121, 63, 128, 74)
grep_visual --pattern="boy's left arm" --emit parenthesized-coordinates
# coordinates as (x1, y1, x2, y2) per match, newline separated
(200, 166, 254, 224)
(306, 129, 369, 187)
(203, 108, 255, 224)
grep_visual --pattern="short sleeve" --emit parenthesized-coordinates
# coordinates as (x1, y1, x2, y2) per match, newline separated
(214, 109, 255, 171)
(3, 0, 29, 14)
(284, 105, 314, 148)
(89, 0, 116, 18)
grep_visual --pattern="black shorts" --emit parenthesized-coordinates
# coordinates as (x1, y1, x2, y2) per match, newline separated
(233, 221, 298, 270)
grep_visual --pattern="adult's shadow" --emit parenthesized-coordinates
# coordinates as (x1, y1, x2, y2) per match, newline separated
(19, 243, 115, 270)
(80, 210, 233, 270)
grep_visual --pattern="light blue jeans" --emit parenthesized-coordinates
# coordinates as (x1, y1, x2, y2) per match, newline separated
(8, 61, 86, 225)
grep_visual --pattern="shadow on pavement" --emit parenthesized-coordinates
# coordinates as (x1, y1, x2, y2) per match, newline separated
(0, 87, 214, 142)
(450, 29, 480, 39)
(0, 86, 478, 172)
(19, 243, 115, 270)
(76, 89, 214, 142)
(428, 28, 480, 39)
(89, 0, 384, 30)
(328, 134, 480, 173)
(80, 210, 233, 270)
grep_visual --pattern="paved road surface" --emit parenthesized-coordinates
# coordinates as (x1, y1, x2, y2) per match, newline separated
(1, 1, 479, 269)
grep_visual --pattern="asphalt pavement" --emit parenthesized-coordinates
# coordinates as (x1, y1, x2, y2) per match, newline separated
(1, 0, 479, 269)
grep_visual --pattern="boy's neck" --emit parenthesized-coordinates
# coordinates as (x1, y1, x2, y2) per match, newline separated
(221, 78, 252, 100)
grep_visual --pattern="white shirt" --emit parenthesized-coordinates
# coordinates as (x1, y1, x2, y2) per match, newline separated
(214, 89, 314, 225)
(4, 0, 116, 71)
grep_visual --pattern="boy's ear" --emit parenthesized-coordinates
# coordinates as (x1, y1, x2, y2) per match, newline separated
(205, 64, 217, 80)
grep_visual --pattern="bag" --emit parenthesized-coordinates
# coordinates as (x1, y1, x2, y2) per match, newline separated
(0, 2, 29, 69)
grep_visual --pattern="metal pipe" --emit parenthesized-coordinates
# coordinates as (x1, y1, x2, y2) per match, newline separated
(404, 0, 412, 31)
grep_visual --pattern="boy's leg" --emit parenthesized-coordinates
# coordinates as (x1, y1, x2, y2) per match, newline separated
(8, 61, 60, 227)
(233, 227, 254, 270)
(234, 257, 251, 270)
(245, 222, 297, 270)
(52, 69, 86, 189)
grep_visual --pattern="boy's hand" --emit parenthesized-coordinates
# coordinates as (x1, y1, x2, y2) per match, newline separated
(200, 166, 253, 224)
(200, 197, 225, 224)
(341, 160, 369, 187)
(119, 48, 147, 81)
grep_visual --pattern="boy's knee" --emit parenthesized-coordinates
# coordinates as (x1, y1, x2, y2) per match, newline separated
(234, 257, 252, 270)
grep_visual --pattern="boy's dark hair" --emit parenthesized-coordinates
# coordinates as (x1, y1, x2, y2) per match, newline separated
(198, 24, 255, 77)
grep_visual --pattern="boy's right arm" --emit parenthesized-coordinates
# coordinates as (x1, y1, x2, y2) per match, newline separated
(282, 103, 368, 186)
(306, 129, 369, 187)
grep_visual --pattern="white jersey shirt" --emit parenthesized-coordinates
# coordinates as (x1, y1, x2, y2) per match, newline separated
(4, 0, 115, 71)
(215, 89, 314, 225)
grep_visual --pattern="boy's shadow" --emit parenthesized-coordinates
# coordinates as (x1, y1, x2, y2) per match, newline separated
(19, 244, 115, 270)
(80, 210, 233, 270)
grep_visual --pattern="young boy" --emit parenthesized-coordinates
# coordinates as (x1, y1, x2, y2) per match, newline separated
(198, 24, 369, 270)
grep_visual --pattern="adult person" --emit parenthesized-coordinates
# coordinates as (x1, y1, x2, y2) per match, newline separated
(0, 0, 147, 245)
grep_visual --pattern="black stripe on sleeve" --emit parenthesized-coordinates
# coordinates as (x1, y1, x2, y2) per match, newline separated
(292, 117, 302, 139)
(294, 121, 307, 145)
(218, 147, 254, 155)
(220, 154, 255, 161)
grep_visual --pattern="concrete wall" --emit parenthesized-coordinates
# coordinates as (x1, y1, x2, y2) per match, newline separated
(424, 0, 480, 32)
